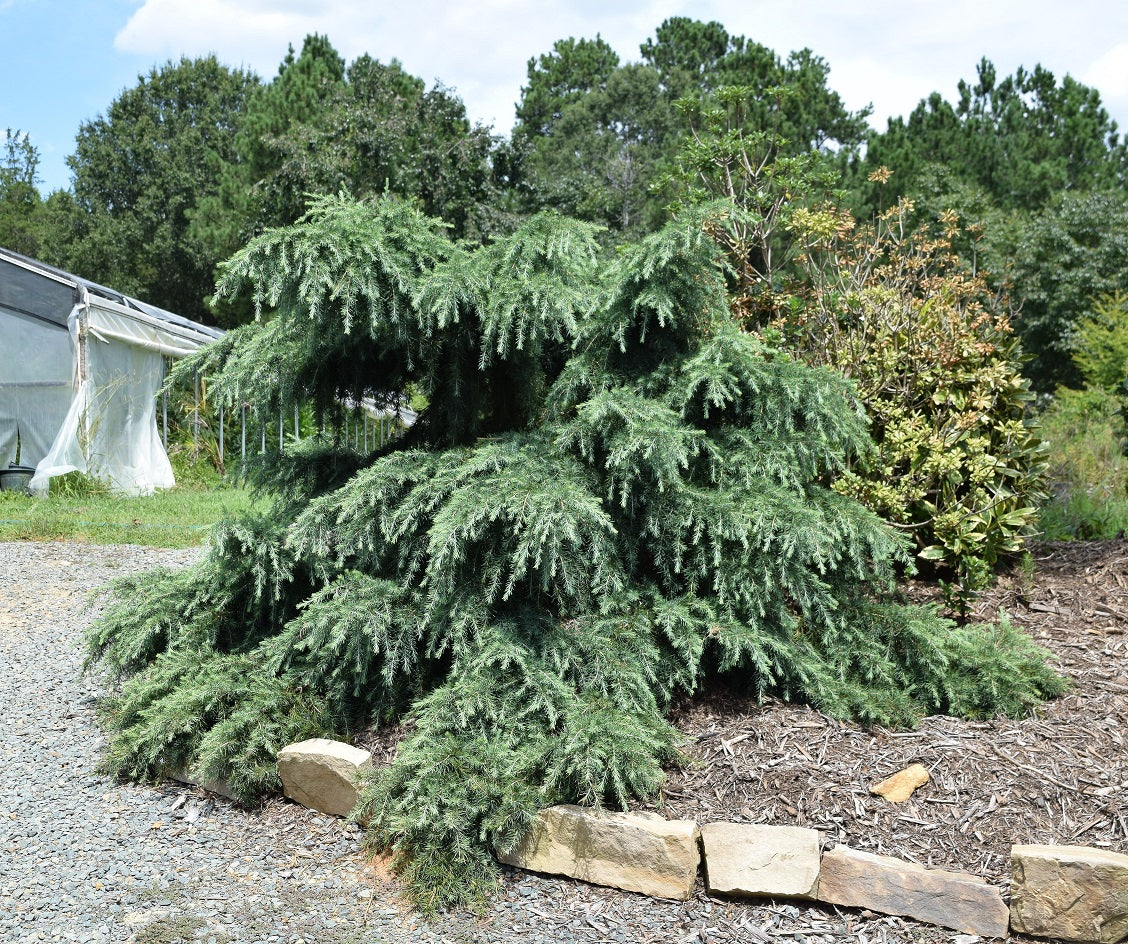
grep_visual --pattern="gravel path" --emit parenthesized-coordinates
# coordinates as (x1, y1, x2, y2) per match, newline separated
(0, 541, 961, 944)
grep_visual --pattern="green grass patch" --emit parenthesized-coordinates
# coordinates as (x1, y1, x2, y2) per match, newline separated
(0, 477, 257, 547)
(1038, 386, 1128, 540)
(1039, 489, 1128, 540)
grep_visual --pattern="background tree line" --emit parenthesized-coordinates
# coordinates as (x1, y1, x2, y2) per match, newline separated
(4, 19, 1126, 392)
(4, 16, 1128, 575)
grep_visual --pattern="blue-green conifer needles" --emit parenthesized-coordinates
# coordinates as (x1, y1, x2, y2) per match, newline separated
(87, 195, 1064, 910)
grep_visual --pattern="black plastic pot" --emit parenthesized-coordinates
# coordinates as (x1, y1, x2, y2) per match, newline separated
(0, 464, 36, 494)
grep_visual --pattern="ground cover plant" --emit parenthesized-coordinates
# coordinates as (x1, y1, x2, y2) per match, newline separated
(85, 194, 1064, 911)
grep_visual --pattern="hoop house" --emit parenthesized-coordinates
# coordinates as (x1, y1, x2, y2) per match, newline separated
(0, 248, 221, 495)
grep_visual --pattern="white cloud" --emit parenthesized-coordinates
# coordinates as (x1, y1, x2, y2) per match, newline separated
(114, 0, 328, 71)
(824, 55, 930, 129)
(1086, 42, 1128, 99)
(1085, 43, 1128, 133)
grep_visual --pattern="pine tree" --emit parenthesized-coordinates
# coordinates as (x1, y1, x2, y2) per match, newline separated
(87, 193, 1064, 910)
(0, 130, 43, 256)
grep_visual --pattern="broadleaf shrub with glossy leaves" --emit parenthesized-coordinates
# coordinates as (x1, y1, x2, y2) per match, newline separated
(769, 200, 1047, 608)
(668, 91, 1046, 605)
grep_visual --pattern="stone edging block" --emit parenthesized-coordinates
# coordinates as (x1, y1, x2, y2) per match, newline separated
(1011, 844, 1128, 943)
(700, 822, 820, 899)
(277, 738, 372, 818)
(262, 753, 1128, 941)
(496, 804, 700, 901)
(818, 844, 1009, 937)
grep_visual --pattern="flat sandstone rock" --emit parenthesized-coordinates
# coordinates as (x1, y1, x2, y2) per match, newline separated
(496, 804, 700, 900)
(1011, 844, 1128, 943)
(700, 822, 820, 899)
(870, 763, 930, 803)
(818, 845, 1009, 937)
(277, 738, 372, 818)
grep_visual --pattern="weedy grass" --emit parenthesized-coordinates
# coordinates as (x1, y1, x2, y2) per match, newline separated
(0, 473, 257, 548)
(1038, 386, 1128, 540)
(132, 915, 212, 944)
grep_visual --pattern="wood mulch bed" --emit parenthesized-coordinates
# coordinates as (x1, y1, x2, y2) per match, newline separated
(349, 540, 1125, 941)
(649, 539, 1128, 888)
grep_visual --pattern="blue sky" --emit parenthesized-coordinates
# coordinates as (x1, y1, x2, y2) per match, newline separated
(3, 0, 1128, 194)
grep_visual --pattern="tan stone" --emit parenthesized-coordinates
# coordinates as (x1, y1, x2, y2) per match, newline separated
(277, 738, 372, 817)
(1010, 844, 1128, 943)
(700, 822, 820, 899)
(870, 763, 930, 803)
(167, 767, 236, 801)
(496, 805, 699, 900)
(818, 845, 1009, 937)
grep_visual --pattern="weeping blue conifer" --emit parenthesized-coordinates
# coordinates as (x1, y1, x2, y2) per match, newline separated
(86, 194, 1064, 910)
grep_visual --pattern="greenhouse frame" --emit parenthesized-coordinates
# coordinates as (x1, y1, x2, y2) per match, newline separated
(0, 247, 222, 495)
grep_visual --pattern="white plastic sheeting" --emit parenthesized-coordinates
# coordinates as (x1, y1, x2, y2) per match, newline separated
(30, 303, 176, 494)
(0, 249, 220, 496)
(0, 310, 73, 467)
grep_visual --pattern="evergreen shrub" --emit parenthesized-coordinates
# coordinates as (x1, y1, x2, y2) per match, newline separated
(86, 194, 1064, 910)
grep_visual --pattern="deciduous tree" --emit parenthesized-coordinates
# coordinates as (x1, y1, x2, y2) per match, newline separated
(1009, 189, 1128, 390)
(58, 56, 257, 319)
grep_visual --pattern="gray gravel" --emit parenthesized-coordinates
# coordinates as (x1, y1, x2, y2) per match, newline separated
(0, 541, 956, 944)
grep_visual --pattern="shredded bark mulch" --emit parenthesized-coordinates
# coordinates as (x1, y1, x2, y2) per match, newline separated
(650, 539, 1128, 886)
(342, 540, 1127, 941)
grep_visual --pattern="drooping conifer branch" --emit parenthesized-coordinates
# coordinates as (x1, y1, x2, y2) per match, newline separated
(88, 194, 1064, 911)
